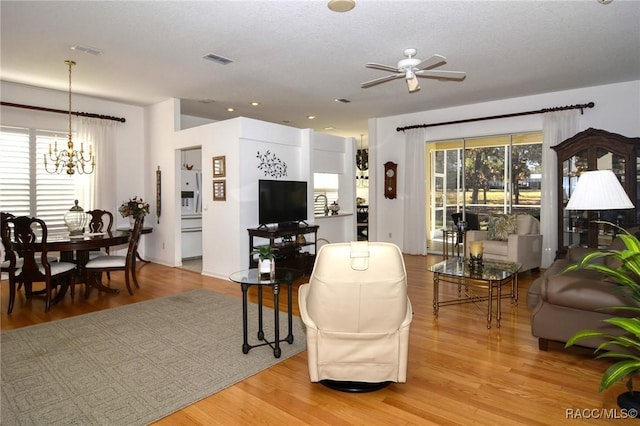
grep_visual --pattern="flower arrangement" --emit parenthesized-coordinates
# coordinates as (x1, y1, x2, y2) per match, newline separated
(118, 196, 150, 218)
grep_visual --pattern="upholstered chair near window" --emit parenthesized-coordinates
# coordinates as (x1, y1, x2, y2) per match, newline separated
(465, 213, 543, 272)
(298, 241, 413, 392)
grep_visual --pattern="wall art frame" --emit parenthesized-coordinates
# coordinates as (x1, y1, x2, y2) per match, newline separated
(213, 156, 226, 178)
(213, 180, 226, 201)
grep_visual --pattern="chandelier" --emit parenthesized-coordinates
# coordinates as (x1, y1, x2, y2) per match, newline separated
(44, 60, 95, 175)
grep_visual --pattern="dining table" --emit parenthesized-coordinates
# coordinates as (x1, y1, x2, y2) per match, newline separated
(46, 230, 131, 294)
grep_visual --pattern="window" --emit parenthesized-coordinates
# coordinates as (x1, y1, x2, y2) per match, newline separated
(313, 173, 339, 216)
(0, 125, 91, 232)
(429, 132, 542, 236)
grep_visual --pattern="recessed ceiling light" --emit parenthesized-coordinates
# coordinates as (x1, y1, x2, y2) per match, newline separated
(328, 0, 355, 13)
(307, 116, 316, 120)
(324, 127, 335, 130)
(250, 102, 260, 106)
(226, 107, 235, 112)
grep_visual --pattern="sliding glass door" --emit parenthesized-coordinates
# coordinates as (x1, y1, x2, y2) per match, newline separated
(427, 132, 542, 250)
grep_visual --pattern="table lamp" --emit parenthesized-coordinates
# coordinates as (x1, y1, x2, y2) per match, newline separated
(565, 169, 634, 211)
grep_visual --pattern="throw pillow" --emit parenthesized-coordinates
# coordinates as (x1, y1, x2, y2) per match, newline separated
(487, 214, 517, 241)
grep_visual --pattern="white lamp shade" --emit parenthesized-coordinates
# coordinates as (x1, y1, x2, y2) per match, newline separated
(565, 169, 635, 210)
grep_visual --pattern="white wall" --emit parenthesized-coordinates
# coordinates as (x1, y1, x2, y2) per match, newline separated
(148, 102, 356, 278)
(369, 80, 640, 251)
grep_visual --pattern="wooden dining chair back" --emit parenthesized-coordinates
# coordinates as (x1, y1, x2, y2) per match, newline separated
(1, 212, 20, 313)
(84, 214, 144, 296)
(85, 210, 114, 274)
(4, 216, 76, 312)
(86, 209, 114, 233)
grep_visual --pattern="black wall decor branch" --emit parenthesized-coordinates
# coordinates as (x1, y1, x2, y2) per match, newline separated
(396, 102, 594, 132)
(256, 150, 287, 178)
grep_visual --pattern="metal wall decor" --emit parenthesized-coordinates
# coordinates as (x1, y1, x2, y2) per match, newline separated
(257, 150, 287, 178)
(156, 166, 161, 224)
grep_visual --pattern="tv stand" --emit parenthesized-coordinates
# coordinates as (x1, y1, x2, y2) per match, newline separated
(248, 224, 319, 274)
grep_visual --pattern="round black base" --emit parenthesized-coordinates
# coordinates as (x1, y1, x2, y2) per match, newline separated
(617, 391, 640, 412)
(319, 380, 392, 393)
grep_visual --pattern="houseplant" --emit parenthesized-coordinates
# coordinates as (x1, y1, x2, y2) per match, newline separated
(252, 245, 278, 280)
(564, 223, 640, 410)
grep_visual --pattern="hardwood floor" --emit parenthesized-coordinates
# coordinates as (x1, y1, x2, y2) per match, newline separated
(1, 256, 631, 425)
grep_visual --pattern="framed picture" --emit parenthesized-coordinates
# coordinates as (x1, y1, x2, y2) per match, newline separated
(213, 180, 226, 201)
(213, 156, 226, 178)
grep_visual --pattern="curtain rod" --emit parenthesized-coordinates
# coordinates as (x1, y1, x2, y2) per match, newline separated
(0, 101, 126, 123)
(396, 102, 594, 132)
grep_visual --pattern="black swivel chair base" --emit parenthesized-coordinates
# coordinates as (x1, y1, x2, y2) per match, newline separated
(319, 379, 392, 393)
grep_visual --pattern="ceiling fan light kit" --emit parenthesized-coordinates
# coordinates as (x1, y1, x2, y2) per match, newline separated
(328, 0, 355, 12)
(361, 48, 466, 94)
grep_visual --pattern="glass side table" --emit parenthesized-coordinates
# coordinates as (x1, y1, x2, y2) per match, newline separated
(229, 267, 303, 358)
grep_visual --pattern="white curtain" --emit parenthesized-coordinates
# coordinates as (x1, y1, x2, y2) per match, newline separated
(403, 128, 427, 255)
(540, 110, 578, 268)
(77, 117, 117, 212)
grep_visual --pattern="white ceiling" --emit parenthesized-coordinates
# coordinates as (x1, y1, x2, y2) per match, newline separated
(1, 1, 639, 142)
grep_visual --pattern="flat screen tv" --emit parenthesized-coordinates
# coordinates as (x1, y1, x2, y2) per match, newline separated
(258, 179, 308, 228)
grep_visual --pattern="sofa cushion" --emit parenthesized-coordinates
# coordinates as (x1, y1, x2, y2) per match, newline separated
(516, 214, 538, 235)
(544, 270, 637, 315)
(483, 239, 509, 256)
(487, 214, 517, 241)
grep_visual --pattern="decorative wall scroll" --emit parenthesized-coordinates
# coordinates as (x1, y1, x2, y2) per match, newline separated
(213, 180, 226, 201)
(256, 150, 287, 178)
(156, 166, 161, 224)
(213, 156, 226, 177)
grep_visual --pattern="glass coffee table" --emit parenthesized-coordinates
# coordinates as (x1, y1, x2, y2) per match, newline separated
(229, 267, 303, 358)
(429, 258, 521, 329)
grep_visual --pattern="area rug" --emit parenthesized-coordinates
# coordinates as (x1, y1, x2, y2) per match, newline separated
(1, 289, 306, 425)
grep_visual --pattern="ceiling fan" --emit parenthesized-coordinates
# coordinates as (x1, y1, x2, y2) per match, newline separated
(361, 48, 466, 93)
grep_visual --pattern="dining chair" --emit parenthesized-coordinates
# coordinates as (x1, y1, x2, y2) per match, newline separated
(86, 209, 114, 280)
(2, 215, 76, 313)
(83, 214, 144, 297)
(86, 209, 114, 257)
(1, 212, 21, 314)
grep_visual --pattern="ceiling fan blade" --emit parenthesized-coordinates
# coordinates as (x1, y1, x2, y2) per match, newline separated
(406, 76, 420, 93)
(415, 54, 447, 70)
(415, 70, 466, 80)
(361, 73, 404, 88)
(365, 62, 401, 73)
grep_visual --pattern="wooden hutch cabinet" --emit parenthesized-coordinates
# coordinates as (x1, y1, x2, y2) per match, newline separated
(553, 128, 640, 258)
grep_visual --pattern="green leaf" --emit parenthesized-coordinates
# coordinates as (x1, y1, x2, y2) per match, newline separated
(600, 361, 640, 392)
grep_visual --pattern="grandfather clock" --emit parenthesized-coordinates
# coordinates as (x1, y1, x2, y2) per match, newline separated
(384, 161, 397, 199)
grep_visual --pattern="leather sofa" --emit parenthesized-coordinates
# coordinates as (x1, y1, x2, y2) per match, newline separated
(530, 237, 639, 350)
(465, 214, 542, 273)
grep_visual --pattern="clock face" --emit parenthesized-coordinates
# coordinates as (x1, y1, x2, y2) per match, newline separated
(386, 169, 395, 178)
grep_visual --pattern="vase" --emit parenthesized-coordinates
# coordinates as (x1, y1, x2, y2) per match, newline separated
(258, 258, 275, 281)
(129, 216, 136, 229)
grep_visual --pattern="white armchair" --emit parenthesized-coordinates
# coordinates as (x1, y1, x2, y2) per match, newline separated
(298, 241, 412, 392)
(465, 214, 542, 272)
